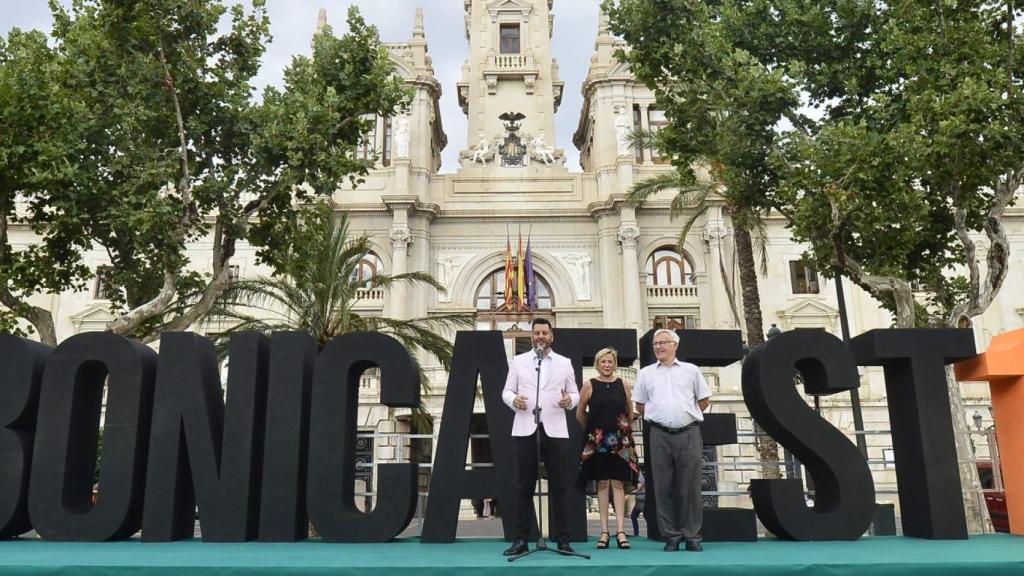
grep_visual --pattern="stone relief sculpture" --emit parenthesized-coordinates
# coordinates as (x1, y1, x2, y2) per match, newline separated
(436, 253, 472, 302)
(553, 252, 592, 301)
(614, 105, 632, 157)
(394, 115, 410, 159)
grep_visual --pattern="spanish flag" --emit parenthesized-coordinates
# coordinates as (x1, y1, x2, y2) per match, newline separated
(516, 227, 525, 311)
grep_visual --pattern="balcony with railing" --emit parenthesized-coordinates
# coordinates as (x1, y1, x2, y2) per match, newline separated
(646, 284, 700, 305)
(353, 288, 385, 312)
(482, 51, 539, 94)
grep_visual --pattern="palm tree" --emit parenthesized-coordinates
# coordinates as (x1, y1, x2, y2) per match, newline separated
(205, 204, 473, 423)
(627, 159, 782, 480)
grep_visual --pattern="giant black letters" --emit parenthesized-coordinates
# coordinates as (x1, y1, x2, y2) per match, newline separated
(307, 332, 420, 542)
(258, 332, 316, 541)
(142, 332, 269, 542)
(421, 331, 518, 542)
(0, 327, 985, 543)
(28, 332, 156, 541)
(0, 334, 49, 538)
(850, 329, 975, 539)
(742, 330, 875, 540)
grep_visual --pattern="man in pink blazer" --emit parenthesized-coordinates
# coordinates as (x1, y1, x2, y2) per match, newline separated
(501, 318, 580, 555)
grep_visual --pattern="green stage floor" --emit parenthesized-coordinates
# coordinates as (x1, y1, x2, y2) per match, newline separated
(0, 535, 1020, 575)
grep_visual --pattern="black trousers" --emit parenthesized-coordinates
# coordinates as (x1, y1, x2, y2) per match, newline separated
(514, 425, 570, 541)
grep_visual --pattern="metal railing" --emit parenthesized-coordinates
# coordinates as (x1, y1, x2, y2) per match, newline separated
(349, 413, 1003, 533)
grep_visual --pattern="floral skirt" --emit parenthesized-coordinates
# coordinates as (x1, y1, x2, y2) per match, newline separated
(578, 415, 640, 491)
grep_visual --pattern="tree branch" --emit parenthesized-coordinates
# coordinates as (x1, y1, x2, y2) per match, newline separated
(110, 38, 199, 336)
(947, 168, 1018, 326)
(830, 197, 915, 326)
(0, 195, 57, 344)
(0, 287, 57, 345)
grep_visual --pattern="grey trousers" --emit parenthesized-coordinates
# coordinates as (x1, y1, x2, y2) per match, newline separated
(649, 425, 703, 541)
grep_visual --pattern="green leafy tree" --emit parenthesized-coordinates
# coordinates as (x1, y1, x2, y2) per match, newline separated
(607, 0, 788, 477)
(206, 204, 473, 420)
(606, 0, 1023, 531)
(0, 28, 86, 343)
(1, 0, 410, 344)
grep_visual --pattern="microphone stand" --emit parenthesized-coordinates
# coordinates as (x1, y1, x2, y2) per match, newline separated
(510, 348, 589, 562)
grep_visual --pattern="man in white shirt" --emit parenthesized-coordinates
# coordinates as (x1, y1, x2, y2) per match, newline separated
(500, 318, 580, 556)
(633, 328, 711, 552)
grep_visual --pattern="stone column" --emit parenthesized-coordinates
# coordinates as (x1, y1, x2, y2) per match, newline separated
(389, 223, 411, 321)
(618, 221, 643, 332)
(639, 103, 650, 164)
(598, 214, 623, 327)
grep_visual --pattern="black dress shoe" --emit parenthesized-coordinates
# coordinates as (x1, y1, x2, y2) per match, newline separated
(663, 538, 681, 552)
(685, 540, 704, 552)
(503, 538, 528, 556)
(556, 536, 575, 553)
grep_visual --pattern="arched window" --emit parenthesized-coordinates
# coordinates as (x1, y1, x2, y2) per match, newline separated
(353, 252, 383, 285)
(645, 247, 696, 286)
(474, 268, 553, 332)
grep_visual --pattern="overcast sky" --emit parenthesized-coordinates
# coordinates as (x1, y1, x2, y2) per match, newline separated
(2, 0, 603, 173)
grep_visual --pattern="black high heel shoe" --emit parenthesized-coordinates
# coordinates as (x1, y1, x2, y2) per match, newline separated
(596, 531, 610, 549)
(616, 531, 631, 549)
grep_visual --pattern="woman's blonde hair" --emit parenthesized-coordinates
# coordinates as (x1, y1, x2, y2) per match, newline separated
(593, 347, 618, 370)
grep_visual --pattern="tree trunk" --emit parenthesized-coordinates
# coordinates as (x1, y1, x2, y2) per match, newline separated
(1, 197, 57, 346)
(938, 173, 1019, 534)
(735, 226, 781, 480)
(946, 365, 992, 534)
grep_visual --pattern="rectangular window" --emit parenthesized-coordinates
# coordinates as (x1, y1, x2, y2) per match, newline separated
(227, 265, 240, 283)
(633, 105, 644, 162)
(653, 315, 700, 330)
(500, 23, 521, 54)
(382, 116, 392, 167)
(648, 109, 668, 163)
(357, 115, 376, 161)
(789, 261, 820, 294)
(94, 266, 118, 300)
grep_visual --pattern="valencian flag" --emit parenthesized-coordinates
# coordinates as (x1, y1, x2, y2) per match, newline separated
(504, 226, 514, 310)
(525, 229, 537, 309)
(516, 227, 526, 311)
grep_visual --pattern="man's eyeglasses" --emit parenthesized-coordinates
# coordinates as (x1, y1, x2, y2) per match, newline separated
(653, 340, 675, 347)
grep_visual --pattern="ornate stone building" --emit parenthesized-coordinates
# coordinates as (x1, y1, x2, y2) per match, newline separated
(10, 0, 1024, 514)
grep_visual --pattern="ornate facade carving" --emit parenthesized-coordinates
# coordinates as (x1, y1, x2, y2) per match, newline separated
(701, 222, 734, 242)
(389, 225, 412, 248)
(614, 105, 631, 157)
(617, 224, 641, 249)
(436, 253, 472, 303)
(553, 252, 593, 301)
(394, 115, 410, 159)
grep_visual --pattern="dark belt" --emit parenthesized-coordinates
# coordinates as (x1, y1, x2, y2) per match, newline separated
(646, 420, 698, 435)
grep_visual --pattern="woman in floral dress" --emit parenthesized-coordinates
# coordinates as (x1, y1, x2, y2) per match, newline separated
(576, 347, 639, 549)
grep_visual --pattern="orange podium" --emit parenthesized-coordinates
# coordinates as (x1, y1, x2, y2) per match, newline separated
(955, 328, 1024, 535)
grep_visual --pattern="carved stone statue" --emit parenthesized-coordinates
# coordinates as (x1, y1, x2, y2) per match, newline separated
(394, 115, 410, 159)
(460, 131, 494, 165)
(529, 133, 557, 165)
(614, 105, 632, 157)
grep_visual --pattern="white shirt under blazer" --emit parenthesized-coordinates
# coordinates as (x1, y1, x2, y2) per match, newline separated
(502, 349, 580, 438)
(633, 359, 711, 429)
